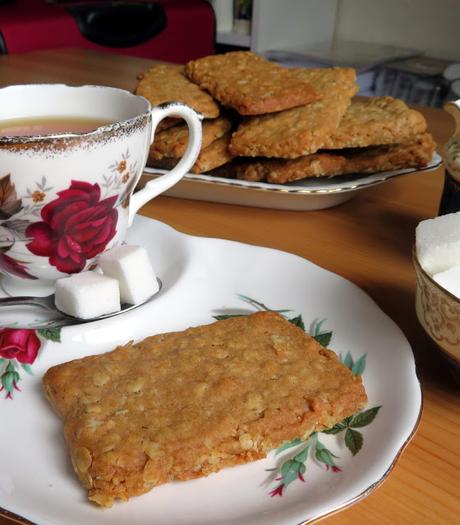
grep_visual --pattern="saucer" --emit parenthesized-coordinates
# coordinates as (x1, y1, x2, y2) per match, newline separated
(0, 216, 422, 525)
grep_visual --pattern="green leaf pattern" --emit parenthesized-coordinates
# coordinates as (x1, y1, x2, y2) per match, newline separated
(349, 406, 381, 428)
(2, 293, 381, 503)
(37, 327, 62, 343)
(275, 438, 303, 455)
(214, 296, 382, 499)
(288, 315, 305, 331)
(345, 428, 364, 456)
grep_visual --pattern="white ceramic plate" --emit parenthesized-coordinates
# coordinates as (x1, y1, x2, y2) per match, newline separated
(144, 153, 442, 210)
(0, 216, 422, 525)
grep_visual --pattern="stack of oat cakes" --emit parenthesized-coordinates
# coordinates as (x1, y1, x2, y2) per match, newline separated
(136, 51, 435, 184)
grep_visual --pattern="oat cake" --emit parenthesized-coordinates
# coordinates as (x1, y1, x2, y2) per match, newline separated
(150, 116, 232, 160)
(236, 133, 435, 183)
(43, 311, 367, 507)
(149, 132, 234, 173)
(135, 63, 220, 120)
(229, 67, 358, 158)
(323, 96, 427, 150)
(190, 132, 234, 173)
(184, 51, 321, 115)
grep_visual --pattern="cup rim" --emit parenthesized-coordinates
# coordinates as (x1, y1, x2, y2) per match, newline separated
(412, 245, 460, 305)
(0, 83, 152, 144)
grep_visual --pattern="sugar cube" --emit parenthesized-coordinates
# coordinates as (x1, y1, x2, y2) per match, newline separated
(433, 264, 460, 299)
(55, 272, 120, 319)
(97, 245, 159, 305)
(415, 211, 460, 275)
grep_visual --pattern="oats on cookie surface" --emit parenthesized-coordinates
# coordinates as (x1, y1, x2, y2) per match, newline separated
(150, 116, 232, 160)
(236, 133, 435, 183)
(43, 312, 367, 507)
(149, 132, 234, 173)
(229, 67, 358, 158)
(136, 63, 220, 120)
(323, 96, 427, 150)
(191, 132, 234, 173)
(185, 51, 321, 115)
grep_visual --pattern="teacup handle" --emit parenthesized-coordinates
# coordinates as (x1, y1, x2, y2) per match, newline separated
(128, 102, 202, 225)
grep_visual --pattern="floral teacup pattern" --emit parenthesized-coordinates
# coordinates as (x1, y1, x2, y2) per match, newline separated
(0, 153, 137, 282)
(25, 181, 118, 274)
(0, 84, 202, 288)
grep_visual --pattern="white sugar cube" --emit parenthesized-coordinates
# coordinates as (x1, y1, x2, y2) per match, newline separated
(433, 265, 460, 299)
(55, 272, 120, 319)
(97, 245, 159, 305)
(415, 212, 460, 275)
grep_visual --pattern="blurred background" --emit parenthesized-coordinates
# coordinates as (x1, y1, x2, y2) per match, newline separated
(1, 0, 459, 107)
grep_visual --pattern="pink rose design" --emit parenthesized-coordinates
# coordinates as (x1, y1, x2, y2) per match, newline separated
(26, 181, 118, 274)
(0, 329, 41, 364)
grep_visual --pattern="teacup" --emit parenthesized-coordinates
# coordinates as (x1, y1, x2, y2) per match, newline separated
(0, 84, 202, 295)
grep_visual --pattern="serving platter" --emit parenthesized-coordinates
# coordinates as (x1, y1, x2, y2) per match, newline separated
(0, 216, 422, 525)
(144, 152, 442, 210)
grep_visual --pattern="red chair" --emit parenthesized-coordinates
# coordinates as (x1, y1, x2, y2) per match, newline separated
(0, 0, 216, 61)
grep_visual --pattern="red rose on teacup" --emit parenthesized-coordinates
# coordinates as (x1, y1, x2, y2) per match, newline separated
(26, 180, 118, 274)
(0, 328, 41, 364)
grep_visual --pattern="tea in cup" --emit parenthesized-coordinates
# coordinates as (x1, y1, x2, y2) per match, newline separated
(0, 84, 202, 295)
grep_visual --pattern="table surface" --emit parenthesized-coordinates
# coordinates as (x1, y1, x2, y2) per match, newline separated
(0, 48, 458, 525)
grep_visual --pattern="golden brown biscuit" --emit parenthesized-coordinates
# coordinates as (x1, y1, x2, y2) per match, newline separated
(43, 312, 367, 507)
(323, 96, 427, 149)
(184, 51, 321, 115)
(236, 133, 435, 184)
(229, 67, 358, 158)
(135, 63, 220, 119)
(149, 133, 234, 173)
(154, 118, 180, 132)
(150, 116, 232, 160)
(191, 132, 234, 173)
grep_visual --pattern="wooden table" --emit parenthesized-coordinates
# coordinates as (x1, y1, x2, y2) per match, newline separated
(0, 48, 458, 525)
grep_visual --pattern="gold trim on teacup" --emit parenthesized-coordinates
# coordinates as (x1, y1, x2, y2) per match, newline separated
(0, 115, 149, 154)
(0, 84, 151, 152)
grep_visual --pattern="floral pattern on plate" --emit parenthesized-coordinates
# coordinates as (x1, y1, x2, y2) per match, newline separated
(0, 216, 422, 525)
(214, 294, 381, 498)
(0, 327, 61, 399)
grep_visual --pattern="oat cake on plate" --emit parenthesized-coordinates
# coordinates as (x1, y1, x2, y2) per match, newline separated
(322, 96, 428, 150)
(136, 63, 220, 118)
(43, 312, 367, 507)
(236, 133, 435, 184)
(149, 115, 232, 160)
(184, 51, 322, 115)
(229, 67, 358, 158)
(149, 132, 234, 173)
(136, 63, 220, 130)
